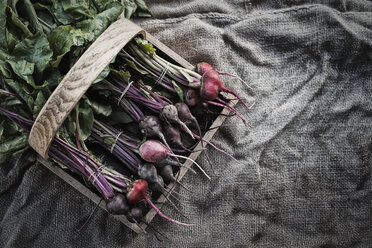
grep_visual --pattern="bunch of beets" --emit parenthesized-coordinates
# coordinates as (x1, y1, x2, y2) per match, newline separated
(0, 37, 253, 235)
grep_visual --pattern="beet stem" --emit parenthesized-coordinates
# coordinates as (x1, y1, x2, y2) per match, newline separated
(78, 198, 103, 232)
(192, 132, 238, 162)
(117, 81, 134, 105)
(160, 192, 189, 219)
(145, 196, 194, 226)
(217, 71, 254, 91)
(207, 100, 248, 126)
(170, 154, 211, 180)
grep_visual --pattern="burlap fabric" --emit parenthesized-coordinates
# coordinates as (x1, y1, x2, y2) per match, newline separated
(1, 1, 371, 247)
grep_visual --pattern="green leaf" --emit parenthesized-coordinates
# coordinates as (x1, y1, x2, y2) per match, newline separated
(0, 2, 8, 50)
(7, 59, 35, 85)
(48, 25, 86, 67)
(85, 98, 112, 117)
(3, 79, 30, 106)
(78, 104, 94, 140)
(0, 57, 14, 79)
(2, 119, 22, 136)
(122, 0, 137, 19)
(133, 0, 152, 17)
(106, 109, 132, 125)
(4, 98, 22, 107)
(103, 136, 115, 145)
(6, 6, 33, 38)
(171, 80, 184, 102)
(43, 68, 61, 89)
(33, 1, 86, 25)
(2, 134, 29, 153)
(61, 0, 92, 20)
(65, 115, 76, 137)
(22, 0, 43, 34)
(13, 32, 53, 75)
(0, 134, 29, 163)
(33, 90, 47, 119)
(94, 64, 111, 84)
(89, 83, 112, 97)
(0, 121, 4, 138)
(134, 37, 156, 55)
(77, 4, 124, 42)
(110, 68, 131, 83)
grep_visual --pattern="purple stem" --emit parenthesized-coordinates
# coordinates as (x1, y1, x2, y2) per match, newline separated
(0, 106, 33, 125)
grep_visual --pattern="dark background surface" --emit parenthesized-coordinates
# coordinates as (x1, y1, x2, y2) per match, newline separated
(1, 0, 372, 247)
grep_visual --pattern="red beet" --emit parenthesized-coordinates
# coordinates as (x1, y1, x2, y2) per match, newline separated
(196, 62, 215, 75)
(185, 89, 201, 107)
(197, 62, 253, 92)
(139, 140, 210, 179)
(139, 140, 168, 163)
(200, 69, 221, 101)
(126, 179, 148, 205)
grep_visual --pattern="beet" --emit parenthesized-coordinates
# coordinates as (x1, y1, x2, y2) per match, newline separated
(139, 116, 171, 151)
(140, 140, 209, 179)
(197, 62, 253, 92)
(175, 102, 193, 126)
(126, 207, 143, 223)
(160, 104, 194, 139)
(106, 194, 130, 215)
(185, 89, 201, 107)
(159, 164, 175, 183)
(138, 163, 158, 183)
(155, 157, 184, 168)
(155, 157, 197, 174)
(126, 179, 148, 205)
(175, 102, 203, 147)
(149, 175, 165, 193)
(196, 62, 215, 75)
(200, 69, 251, 112)
(139, 140, 168, 163)
(200, 69, 221, 101)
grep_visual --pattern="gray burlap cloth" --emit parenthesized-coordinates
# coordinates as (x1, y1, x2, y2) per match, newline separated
(1, 1, 371, 247)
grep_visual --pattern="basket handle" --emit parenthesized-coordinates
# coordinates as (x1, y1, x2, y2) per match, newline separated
(29, 19, 146, 159)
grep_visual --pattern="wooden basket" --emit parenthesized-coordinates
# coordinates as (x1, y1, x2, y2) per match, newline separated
(28, 19, 235, 233)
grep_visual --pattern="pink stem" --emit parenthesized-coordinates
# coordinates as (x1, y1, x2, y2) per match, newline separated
(220, 86, 251, 111)
(145, 196, 194, 226)
(217, 71, 254, 92)
(207, 100, 247, 125)
(192, 132, 238, 162)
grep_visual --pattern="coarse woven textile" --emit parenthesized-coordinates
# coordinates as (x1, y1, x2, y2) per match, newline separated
(1, 0, 372, 247)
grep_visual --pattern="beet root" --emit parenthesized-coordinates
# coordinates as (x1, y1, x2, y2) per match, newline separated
(159, 164, 175, 183)
(197, 62, 253, 92)
(126, 179, 148, 205)
(106, 194, 130, 215)
(138, 163, 158, 183)
(196, 62, 215, 75)
(185, 89, 201, 107)
(139, 140, 169, 163)
(160, 104, 194, 139)
(200, 69, 221, 101)
(175, 102, 203, 147)
(139, 116, 171, 151)
(126, 207, 143, 223)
